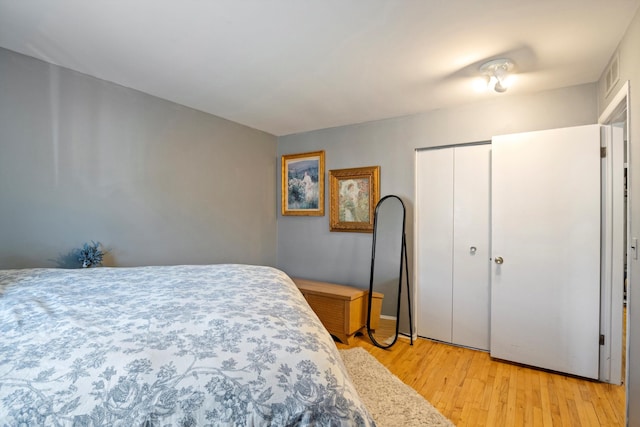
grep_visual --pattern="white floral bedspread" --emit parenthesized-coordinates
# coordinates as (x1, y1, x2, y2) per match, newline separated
(0, 264, 374, 426)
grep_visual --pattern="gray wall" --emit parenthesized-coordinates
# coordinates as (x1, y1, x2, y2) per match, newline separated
(277, 84, 597, 293)
(0, 48, 278, 268)
(598, 6, 640, 424)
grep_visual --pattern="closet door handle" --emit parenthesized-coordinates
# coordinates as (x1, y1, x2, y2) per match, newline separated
(495, 256, 504, 264)
(470, 246, 477, 254)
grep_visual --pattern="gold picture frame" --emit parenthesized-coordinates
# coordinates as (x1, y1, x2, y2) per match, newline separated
(281, 150, 325, 216)
(329, 166, 380, 232)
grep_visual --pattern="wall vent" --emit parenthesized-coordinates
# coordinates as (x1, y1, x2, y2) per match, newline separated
(604, 52, 620, 96)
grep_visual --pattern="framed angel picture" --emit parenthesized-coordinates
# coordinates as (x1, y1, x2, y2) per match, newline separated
(281, 150, 325, 216)
(329, 166, 380, 232)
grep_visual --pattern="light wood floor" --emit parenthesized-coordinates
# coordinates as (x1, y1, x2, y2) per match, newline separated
(336, 333, 625, 426)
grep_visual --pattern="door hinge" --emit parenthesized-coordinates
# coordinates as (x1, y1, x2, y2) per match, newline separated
(601, 147, 607, 158)
(600, 334, 605, 345)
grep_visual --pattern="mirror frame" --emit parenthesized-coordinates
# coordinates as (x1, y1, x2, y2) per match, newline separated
(366, 195, 414, 349)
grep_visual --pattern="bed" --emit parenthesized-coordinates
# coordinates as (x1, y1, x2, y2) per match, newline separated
(0, 264, 374, 426)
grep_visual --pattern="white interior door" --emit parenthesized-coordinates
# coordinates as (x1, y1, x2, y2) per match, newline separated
(452, 145, 491, 350)
(491, 125, 601, 379)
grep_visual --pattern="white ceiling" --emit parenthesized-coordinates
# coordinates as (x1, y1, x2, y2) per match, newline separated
(1, 1, 639, 136)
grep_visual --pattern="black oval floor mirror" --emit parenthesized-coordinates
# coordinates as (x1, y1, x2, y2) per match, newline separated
(366, 195, 413, 349)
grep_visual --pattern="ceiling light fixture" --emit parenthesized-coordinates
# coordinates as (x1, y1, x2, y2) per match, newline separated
(479, 58, 515, 93)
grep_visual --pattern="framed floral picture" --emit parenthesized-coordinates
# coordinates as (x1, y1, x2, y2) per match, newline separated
(281, 150, 325, 216)
(329, 166, 380, 232)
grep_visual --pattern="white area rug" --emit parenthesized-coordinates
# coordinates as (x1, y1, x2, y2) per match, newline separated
(340, 347, 455, 427)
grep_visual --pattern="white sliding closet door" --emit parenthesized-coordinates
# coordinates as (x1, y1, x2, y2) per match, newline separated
(416, 148, 454, 343)
(416, 144, 490, 350)
(452, 145, 491, 350)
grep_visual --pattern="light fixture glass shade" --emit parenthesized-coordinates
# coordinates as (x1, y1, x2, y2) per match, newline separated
(494, 80, 507, 92)
(479, 59, 514, 93)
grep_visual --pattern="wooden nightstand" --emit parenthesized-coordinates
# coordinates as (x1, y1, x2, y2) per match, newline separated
(293, 278, 383, 344)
